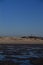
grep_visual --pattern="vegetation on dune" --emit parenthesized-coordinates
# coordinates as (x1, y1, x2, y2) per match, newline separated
(21, 36, 43, 40)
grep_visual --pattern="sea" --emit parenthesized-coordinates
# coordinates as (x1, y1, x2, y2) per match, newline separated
(0, 44, 43, 65)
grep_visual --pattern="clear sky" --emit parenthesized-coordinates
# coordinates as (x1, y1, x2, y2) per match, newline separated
(0, 0, 43, 37)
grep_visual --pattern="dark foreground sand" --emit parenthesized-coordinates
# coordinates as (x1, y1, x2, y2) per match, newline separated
(0, 58, 43, 65)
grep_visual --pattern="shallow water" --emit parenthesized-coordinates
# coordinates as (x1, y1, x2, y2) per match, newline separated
(0, 44, 43, 65)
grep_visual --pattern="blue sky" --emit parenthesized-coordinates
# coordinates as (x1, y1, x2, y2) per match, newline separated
(0, 0, 43, 37)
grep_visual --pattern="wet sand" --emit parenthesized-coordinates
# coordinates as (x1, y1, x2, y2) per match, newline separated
(0, 44, 43, 65)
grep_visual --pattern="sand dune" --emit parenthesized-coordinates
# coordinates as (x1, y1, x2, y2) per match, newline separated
(0, 37, 43, 44)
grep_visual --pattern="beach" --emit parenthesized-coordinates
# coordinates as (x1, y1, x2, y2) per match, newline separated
(0, 43, 43, 65)
(0, 37, 43, 65)
(0, 37, 43, 44)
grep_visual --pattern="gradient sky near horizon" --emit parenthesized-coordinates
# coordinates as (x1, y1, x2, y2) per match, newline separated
(0, 0, 43, 37)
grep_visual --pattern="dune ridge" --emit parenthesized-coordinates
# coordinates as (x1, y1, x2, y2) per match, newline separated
(0, 36, 43, 44)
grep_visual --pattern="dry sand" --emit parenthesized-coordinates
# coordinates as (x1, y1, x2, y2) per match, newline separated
(0, 37, 43, 44)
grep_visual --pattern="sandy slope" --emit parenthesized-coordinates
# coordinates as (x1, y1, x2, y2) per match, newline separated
(0, 37, 43, 44)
